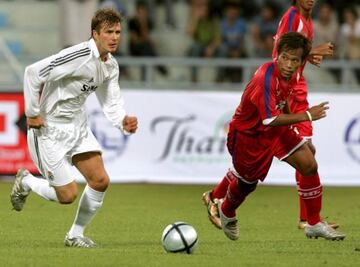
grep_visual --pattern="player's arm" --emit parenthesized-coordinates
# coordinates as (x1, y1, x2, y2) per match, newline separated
(24, 46, 89, 122)
(95, 65, 138, 134)
(284, 100, 292, 114)
(269, 102, 329, 126)
(308, 42, 334, 67)
(23, 55, 58, 127)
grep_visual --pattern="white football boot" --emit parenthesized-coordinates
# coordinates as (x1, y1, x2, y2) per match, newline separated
(305, 221, 345, 240)
(10, 168, 31, 211)
(64, 234, 97, 248)
(217, 199, 239, 240)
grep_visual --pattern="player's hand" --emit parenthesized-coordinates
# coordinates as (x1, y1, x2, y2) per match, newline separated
(308, 101, 329, 121)
(123, 115, 138, 134)
(308, 54, 323, 67)
(311, 42, 334, 57)
(27, 116, 45, 129)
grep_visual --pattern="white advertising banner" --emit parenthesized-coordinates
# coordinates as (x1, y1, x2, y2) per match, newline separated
(82, 90, 360, 186)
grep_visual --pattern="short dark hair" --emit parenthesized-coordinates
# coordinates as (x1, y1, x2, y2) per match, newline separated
(91, 8, 123, 34)
(277, 32, 311, 61)
(291, 0, 296, 5)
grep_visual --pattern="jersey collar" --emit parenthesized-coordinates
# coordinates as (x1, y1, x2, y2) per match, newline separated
(89, 38, 100, 58)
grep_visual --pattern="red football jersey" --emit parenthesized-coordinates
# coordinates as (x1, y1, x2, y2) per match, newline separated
(231, 62, 298, 135)
(272, 5, 313, 136)
(272, 6, 313, 61)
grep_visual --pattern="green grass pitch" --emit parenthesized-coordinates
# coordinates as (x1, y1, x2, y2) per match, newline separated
(1, 182, 360, 267)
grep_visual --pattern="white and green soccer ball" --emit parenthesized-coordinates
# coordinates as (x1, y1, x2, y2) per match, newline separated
(161, 222, 198, 254)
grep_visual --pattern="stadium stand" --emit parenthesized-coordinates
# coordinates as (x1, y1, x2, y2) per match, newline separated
(0, 0, 359, 91)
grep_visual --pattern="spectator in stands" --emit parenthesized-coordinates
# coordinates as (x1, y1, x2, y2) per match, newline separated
(257, 32, 275, 58)
(60, 0, 99, 48)
(313, 2, 340, 82)
(326, 0, 359, 21)
(187, 0, 222, 82)
(339, 6, 360, 83)
(99, 0, 127, 16)
(128, 0, 168, 80)
(250, 1, 279, 57)
(145, 0, 177, 28)
(313, 3, 339, 48)
(233, 0, 259, 21)
(217, 1, 247, 82)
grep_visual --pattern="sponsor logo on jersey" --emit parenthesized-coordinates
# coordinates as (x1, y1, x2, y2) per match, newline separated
(81, 77, 97, 92)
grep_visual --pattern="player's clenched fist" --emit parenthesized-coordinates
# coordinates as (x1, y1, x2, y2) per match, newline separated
(123, 115, 138, 133)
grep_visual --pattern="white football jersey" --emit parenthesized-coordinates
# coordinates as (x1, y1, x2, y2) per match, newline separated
(24, 38, 127, 132)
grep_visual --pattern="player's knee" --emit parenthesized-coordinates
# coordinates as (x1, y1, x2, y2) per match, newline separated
(58, 192, 77, 204)
(55, 182, 77, 204)
(299, 160, 318, 176)
(237, 179, 258, 195)
(89, 174, 110, 192)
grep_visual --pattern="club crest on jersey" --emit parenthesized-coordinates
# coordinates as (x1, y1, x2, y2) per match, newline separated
(276, 100, 286, 111)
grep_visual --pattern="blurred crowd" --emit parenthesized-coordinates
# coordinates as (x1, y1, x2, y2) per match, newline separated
(58, 0, 360, 83)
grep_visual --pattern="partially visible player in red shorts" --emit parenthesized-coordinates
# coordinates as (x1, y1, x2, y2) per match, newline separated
(202, 0, 339, 231)
(272, 0, 338, 230)
(206, 32, 345, 241)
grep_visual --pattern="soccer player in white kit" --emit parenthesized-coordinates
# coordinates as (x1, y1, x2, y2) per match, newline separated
(10, 8, 138, 248)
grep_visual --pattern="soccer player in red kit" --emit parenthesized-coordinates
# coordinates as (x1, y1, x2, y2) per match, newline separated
(273, 0, 338, 230)
(206, 32, 345, 241)
(203, 0, 339, 231)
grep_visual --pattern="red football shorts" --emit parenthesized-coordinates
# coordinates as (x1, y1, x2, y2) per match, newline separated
(227, 125, 305, 183)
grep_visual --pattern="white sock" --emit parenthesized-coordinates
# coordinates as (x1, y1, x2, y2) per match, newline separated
(22, 173, 58, 202)
(67, 184, 105, 238)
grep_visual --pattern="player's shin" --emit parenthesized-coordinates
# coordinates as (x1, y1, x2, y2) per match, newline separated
(221, 178, 257, 218)
(297, 173, 322, 225)
(296, 171, 307, 221)
(67, 184, 105, 238)
(212, 170, 237, 199)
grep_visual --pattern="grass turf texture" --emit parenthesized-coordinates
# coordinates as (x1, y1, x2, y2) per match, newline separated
(1, 182, 359, 267)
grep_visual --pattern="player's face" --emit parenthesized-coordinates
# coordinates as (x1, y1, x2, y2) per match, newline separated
(277, 49, 303, 80)
(93, 22, 121, 58)
(298, 0, 316, 11)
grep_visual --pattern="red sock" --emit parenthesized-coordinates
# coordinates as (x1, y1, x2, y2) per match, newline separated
(212, 171, 236, 199)
(221, 178, 256, 218)
(296, 171, 307, 221)
(297, 173, 322, 225)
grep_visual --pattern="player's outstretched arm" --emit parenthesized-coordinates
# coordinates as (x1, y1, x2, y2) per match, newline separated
(268, 101, 329, 126)
(310, 42, 334, 57)
(308, 42, 334, 67)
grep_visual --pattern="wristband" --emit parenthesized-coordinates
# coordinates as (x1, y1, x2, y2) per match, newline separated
(306, 111, 312, 121)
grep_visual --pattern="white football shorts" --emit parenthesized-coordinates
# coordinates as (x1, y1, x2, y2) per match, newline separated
(27, 118, 102, 186)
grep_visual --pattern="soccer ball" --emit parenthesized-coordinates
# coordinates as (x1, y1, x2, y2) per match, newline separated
(161, 222, 198, 254)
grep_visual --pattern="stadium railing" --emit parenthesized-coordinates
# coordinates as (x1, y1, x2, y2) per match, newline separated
(0, 56, 359, 92)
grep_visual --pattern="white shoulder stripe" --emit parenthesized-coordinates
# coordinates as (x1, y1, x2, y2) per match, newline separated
(297, 19, 304, 33)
